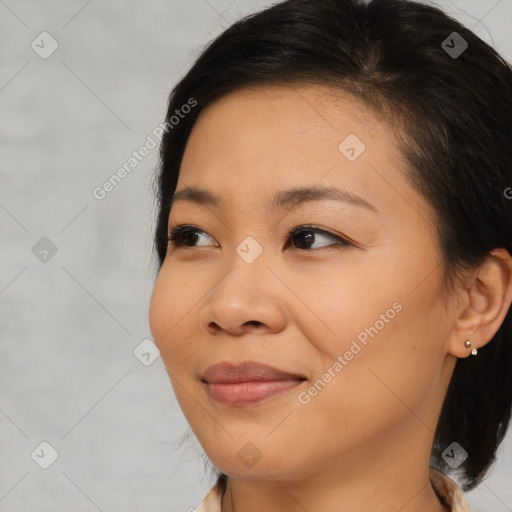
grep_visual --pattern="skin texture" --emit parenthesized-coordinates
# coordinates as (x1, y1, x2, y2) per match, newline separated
(148, 84, 512, 512)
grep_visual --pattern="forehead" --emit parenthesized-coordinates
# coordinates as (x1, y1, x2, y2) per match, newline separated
(174, 84, 434, 228)
(180, 85, 388, 178)
(187, 84, 383, 151)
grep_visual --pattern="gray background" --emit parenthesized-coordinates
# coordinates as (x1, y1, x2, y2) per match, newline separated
(1, 0, 511, 510)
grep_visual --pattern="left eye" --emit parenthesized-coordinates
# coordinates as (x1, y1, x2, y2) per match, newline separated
(286, 226, 351, 250)
(167, 225, 351, 250)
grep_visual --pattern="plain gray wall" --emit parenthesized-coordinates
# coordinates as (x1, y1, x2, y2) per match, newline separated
(1, 0, 511, 510)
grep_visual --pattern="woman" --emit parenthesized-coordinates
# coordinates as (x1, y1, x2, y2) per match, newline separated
(148, 0, 512, 510)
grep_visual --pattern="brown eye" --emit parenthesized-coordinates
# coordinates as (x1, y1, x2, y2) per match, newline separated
(286, 226, 351, 250)
(168, 226, 216, 247)
(167, 224, 351, 251)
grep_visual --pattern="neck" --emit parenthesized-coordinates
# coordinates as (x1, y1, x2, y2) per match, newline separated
(220, 424, 450, 512)
(221, 469, 449, 512)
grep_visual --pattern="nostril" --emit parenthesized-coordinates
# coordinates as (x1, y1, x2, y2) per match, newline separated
(245, 321, 262, 327)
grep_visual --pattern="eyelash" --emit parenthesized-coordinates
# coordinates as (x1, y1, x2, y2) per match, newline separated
(167, 224, 352, 251)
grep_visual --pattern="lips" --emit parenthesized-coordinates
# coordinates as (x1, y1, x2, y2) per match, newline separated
(201, 361, 307, 406)
(202, 361, 306, 384)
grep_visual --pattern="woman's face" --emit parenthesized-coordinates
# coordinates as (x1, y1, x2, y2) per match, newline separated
(149, 85, 461, 483)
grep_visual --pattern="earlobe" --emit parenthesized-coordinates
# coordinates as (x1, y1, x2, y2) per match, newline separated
(447, 248, 512, 358)
(463, 339, 478, 356)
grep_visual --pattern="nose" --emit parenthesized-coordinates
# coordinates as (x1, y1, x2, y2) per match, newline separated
(199, 258, 288, 337)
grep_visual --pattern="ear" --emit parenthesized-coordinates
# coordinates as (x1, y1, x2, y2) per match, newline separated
(447, 248, 512, 358)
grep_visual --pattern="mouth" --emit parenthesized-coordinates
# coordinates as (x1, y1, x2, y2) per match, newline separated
(201, 360, 307, 406)
(203, 379, 306, 406)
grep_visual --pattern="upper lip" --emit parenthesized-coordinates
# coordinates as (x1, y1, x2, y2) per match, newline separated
(202, 361, 307, 384)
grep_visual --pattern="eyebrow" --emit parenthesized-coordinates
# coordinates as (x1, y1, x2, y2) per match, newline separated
(170, 185, 378, 213)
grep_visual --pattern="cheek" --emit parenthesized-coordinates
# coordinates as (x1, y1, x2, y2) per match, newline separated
(303, 250, 446, 402)
(308, 282, 447, 437)
(288, 255, 403, 357)
(148, 270, 173, 346)
(148, 267, 201, 370)
(149, 269, 208, 423)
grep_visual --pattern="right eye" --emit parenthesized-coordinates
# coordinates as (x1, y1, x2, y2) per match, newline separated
(167, 225, 217, 248)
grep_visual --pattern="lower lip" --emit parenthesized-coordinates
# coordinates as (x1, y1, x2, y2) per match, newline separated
(205, 379, 305, 406)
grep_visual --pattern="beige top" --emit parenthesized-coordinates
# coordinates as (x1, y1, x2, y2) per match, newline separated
(197, 467, 472, 512)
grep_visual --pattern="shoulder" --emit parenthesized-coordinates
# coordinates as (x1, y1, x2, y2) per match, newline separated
(196, 481, 224, 512)
(429, 466, 473, 512)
